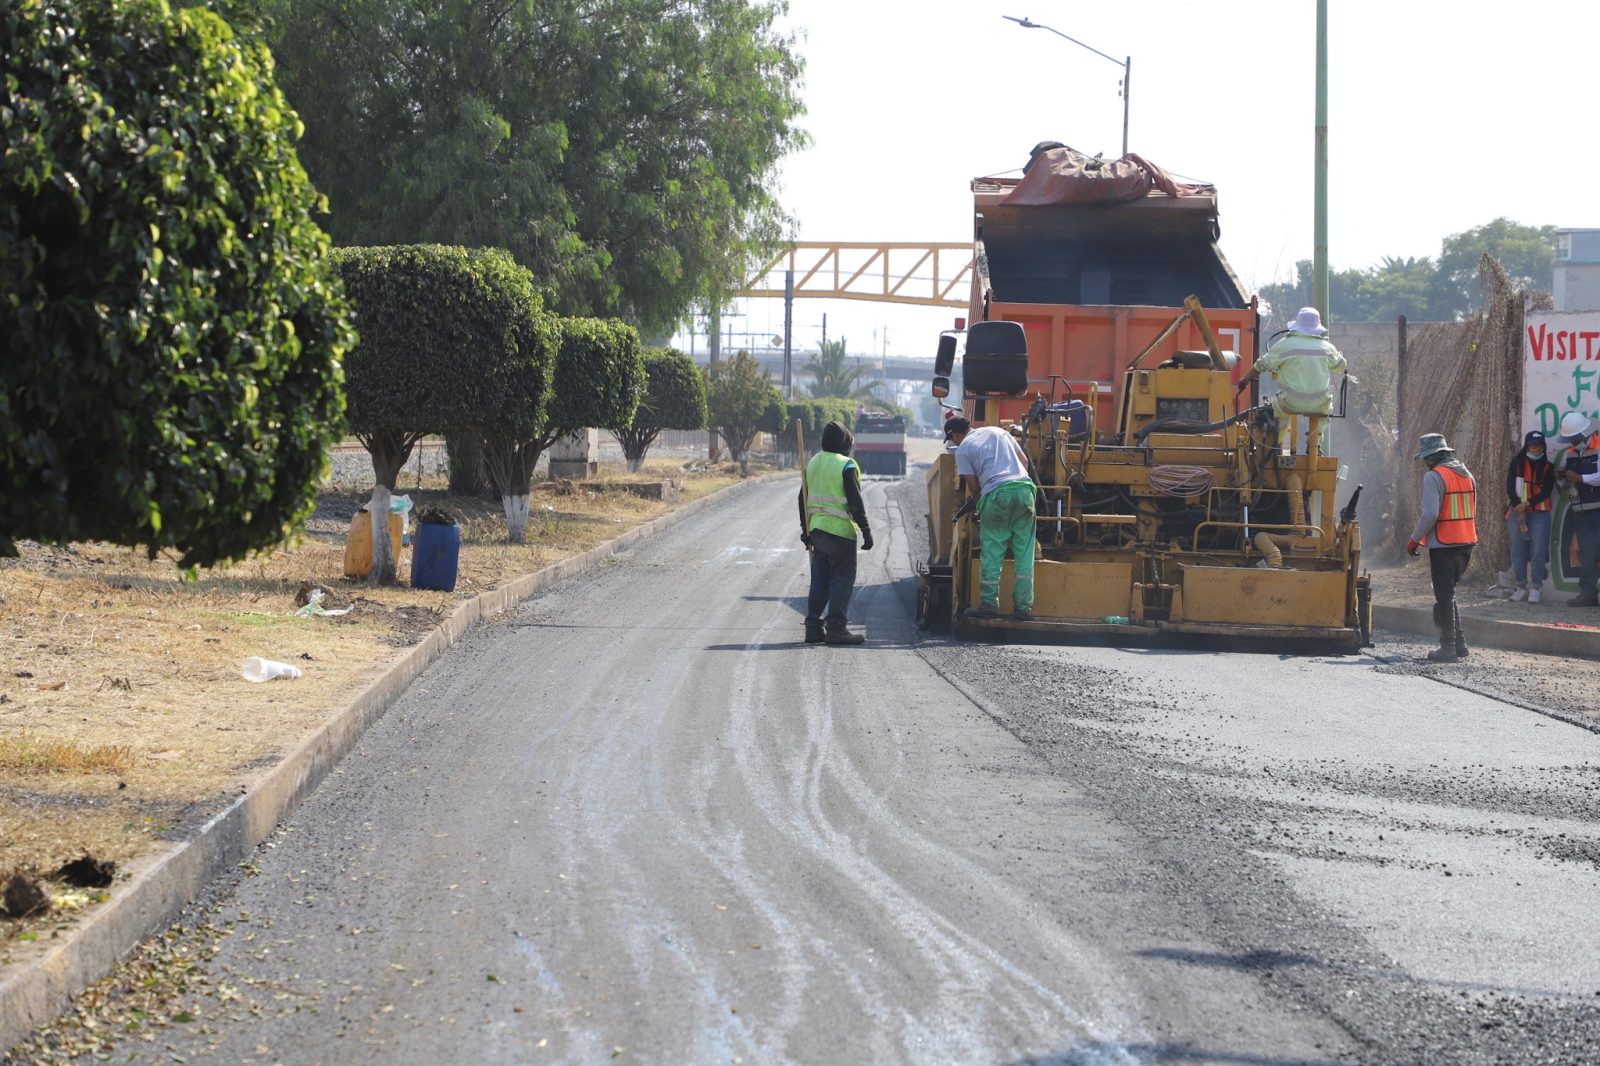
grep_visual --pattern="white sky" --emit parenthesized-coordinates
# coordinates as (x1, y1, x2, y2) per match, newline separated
(687, 0, 1600, 363)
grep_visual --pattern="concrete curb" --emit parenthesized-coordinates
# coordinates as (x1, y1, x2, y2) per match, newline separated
(0, 473, 793, 1052)
(1374, 604, 1600, 660)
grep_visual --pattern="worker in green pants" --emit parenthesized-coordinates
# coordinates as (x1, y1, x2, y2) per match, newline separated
(944, 417, 1037, 620)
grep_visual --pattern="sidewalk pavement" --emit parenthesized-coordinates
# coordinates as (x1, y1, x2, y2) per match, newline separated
(0, 474, 794, 1054)
(1371, 560, 1600, 660)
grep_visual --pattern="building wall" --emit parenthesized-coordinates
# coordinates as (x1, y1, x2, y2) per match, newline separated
(1326, 321, 1408, 361)
(1554, 263, 1600, 311)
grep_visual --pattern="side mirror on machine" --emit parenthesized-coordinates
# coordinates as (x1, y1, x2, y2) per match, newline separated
(964, 320, 1029, 395)
(931, 376, 950, 398)
(934, 333, 958, 377)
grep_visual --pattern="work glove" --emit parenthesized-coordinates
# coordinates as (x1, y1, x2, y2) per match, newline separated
(800, 532, 813, 550)
(860, 531, 874, 551)
(1406, 538, 1422, 557)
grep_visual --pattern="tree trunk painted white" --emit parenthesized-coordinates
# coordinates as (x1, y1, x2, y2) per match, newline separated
(626, 457, 643, 473)
(502, 493, 531, 544)
(368, 483, 395, 585)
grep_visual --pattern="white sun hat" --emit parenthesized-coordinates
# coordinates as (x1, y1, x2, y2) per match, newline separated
(1290, 307, 1328, 336)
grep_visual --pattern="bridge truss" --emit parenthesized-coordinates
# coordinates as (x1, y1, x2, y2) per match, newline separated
(739, 242, 973, 308)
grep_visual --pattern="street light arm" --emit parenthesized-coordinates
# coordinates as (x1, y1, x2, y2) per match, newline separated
(1001, 14, 1123, 68)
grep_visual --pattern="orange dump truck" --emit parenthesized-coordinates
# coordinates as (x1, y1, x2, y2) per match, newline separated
(960, 150, 1257, 429)
(918, 147, 1370, 648)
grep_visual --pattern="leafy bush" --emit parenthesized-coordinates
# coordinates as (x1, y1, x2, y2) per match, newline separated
(0, 0, 353, 566)
(481, 315, 639, 541)
(334, 245, 551, 490)
(611, 348, 707, 472)
(704, 352, 781, 475)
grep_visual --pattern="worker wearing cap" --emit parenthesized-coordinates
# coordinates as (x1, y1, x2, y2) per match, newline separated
(1555, 411, 1600, 607)
(945, 417, 1036, 620)
(1406, 434, 1477, 662)
(1238, 307, 1346, 456)
(799, 420, 872, 645)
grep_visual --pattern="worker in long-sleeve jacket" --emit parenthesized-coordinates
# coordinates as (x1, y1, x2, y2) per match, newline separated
(1237, 306, 1346, 456)
(1503, 429, 1554, 603)
(798, 420, 872, 645)
(1555, 411, 1600, 608)
(1407, 434, 1477, 662)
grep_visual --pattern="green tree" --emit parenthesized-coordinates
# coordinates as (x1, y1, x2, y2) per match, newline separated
(611, 348, 707, 472)
(334, 246, 550, 491)
(705, 352, 781, 475)
(1435, 218, 1556, 314)
(257, 0, 807, 335)
(472, 307, 561, 546)
(801, 338, 878, 400)
(482, 317, 644, 535)
(0, 0, 353, 567)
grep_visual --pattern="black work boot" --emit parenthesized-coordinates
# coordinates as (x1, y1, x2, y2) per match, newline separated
(804, 618, 825, 644)
(1427, 610, 1460, 663)
(824, 621, 865, 646)
(1452, 603, 1469, 659)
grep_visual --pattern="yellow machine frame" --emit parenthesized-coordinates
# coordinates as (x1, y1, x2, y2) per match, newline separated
(919, 301, 1372, 651)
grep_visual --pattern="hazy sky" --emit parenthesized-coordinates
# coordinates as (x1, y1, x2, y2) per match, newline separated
(689, 0, 1599, 363)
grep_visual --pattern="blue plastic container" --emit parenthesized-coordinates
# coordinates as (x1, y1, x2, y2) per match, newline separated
(410, 521, 461, 592)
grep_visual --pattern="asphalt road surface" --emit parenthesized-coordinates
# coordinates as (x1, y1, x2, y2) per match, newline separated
(38, 475, 1600, 1064)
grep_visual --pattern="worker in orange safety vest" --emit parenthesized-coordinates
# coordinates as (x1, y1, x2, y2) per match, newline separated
(1407, 433, 1477, 662)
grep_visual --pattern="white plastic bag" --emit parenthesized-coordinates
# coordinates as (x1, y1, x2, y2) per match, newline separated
(241, 656, 302, 683)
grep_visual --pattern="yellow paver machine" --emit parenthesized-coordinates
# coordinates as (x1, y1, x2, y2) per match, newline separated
(914, 149, 1372, 650)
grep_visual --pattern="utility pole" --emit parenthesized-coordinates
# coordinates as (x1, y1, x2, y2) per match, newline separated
(1313, 0, 1329, 319)
(708, 304, 721, 460)
(782, 269, 794, 399)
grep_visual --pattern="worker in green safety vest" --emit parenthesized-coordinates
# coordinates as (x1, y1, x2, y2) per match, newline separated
(799, 420, 873, 645)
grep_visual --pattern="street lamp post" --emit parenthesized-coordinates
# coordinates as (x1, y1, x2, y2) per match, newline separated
(1003, 15, 1130, 158)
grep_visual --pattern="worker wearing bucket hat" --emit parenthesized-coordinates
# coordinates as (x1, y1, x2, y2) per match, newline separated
(1407, 433, 1477, 662)
(1555, 411, 1600, 607)
(1238, 307, 1346, 457)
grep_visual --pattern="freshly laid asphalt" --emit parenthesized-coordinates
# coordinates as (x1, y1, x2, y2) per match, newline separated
(19, 475, 1600, 1064)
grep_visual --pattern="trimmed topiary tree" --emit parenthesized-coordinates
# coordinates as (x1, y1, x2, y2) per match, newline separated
(610, 348, 707, 473)
(334, 245, 535, 490)
(471, 304, 560, 545)
(704, 352, 782, 476)
(0, 0, 353, 567)
(482, 316, 643, 542)
(335, 245, 554, 570)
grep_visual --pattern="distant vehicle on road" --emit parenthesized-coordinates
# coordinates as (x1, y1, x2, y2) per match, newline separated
(853, 409, 907, 476)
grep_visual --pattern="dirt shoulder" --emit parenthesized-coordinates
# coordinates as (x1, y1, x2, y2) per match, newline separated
(0, 459, 747, 945)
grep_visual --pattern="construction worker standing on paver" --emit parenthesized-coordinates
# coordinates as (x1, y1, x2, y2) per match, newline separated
(1407, 433, 1477, 662)
(1237, 307, 1346, 456)
(945, 417, 1036, 621)
(1554, 411, 1600, 608)
(799, 420, 872, 645)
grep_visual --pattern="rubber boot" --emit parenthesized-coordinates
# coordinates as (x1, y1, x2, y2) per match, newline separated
(1453, 603, 1469, 659)
(804, 618, 825, 644)
(1427, 605, 1460, 663)
(824, 621, 865, 646)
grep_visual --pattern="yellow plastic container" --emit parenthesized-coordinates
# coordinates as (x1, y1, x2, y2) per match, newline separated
(344, 510, 404, 579)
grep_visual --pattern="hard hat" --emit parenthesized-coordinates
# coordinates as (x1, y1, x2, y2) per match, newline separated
(1558, 411, 1593, 443)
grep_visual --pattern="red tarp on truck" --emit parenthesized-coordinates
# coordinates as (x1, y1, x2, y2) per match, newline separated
(992, 144, 1213, 207)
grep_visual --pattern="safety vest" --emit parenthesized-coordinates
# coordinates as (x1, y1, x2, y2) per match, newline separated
(1518, 457, 1552, 512)
(804, 451, 859, 539)
(1567, 436, 1600, 512)
(1434, 465, 1478, 546)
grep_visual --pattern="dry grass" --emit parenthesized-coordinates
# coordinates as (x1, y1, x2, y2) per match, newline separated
(0, 736, 133, 775)
(0, 459, 757, 938)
